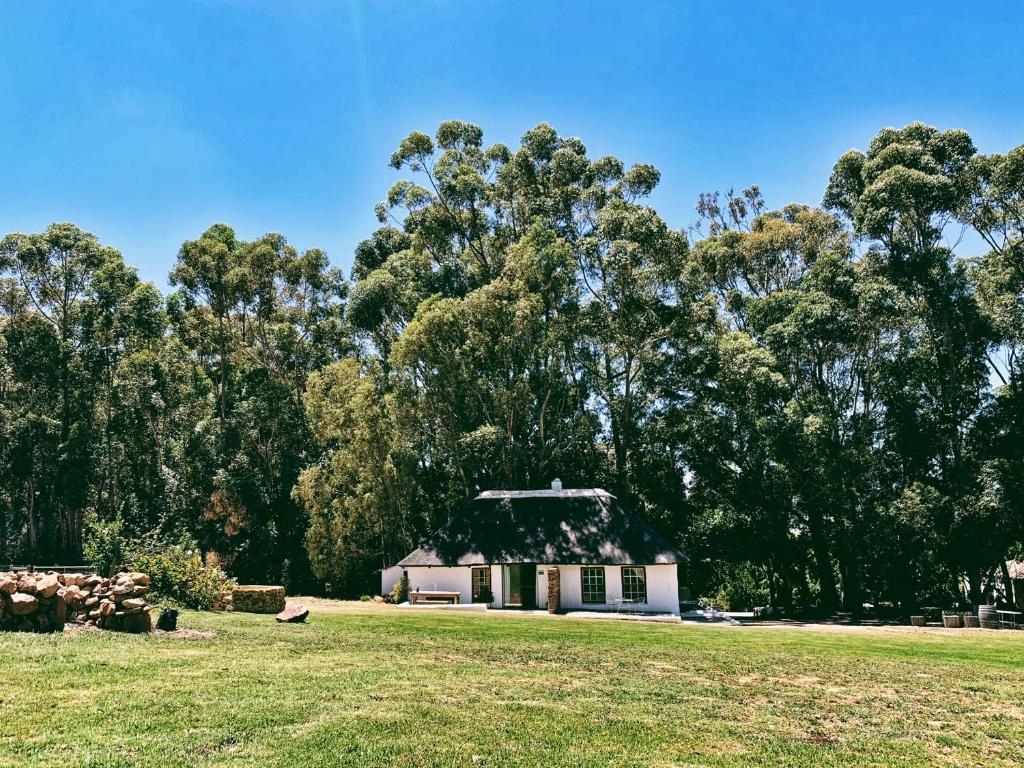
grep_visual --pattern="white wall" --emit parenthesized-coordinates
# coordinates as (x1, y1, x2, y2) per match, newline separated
(550, 563, 679, 614)
(380, 565, 404, 596)
(407, 564, 679, 614)
(405, 565, 501, 607)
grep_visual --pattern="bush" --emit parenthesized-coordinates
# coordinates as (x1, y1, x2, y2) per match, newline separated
(128, 540, 235, 610)
(82, 510, 130, 577)
(474, 588, 494, 604)
(388, 573, 409, 604)
(360, 594, 371, 602)
(714, 563, 771, 611)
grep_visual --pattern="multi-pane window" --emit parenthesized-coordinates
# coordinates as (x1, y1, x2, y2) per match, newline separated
(581, 567, 606, 604)
(621, 566, 647, 603)
(471, 567, 492, 602)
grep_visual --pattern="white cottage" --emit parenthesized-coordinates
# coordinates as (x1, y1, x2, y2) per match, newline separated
(396, 483, 686, 615)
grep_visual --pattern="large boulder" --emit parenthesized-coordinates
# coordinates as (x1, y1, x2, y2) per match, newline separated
(36, 573, 60, 599)
(0, 576, 16, 595)
(8, 593, 38, 616)
(275, 604, 309, 623)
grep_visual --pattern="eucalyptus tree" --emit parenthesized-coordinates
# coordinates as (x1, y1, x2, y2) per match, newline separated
(168, 224, 349, 585)
(688, 198, 903, 610)
(825, 123, 998, 604)
(960, 144, 1024, 600)
(0, 223, 163, 560)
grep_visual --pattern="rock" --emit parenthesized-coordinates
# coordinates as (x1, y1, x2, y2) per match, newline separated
(120, 611, 152, 633)
(275, 604, 309, 623)
(0, 577, 16, 595)
(16, 577, 36, 594)
(156, 608, 179, 631)
(112, 582, 135, 598)
(63, 585, 84, 603)
(129, 572, 151, 587)
(122, 598, 146, 611)
(99, 601, 116, 617)
(8, 593, 38, 616)
(36, 573, 60, 599)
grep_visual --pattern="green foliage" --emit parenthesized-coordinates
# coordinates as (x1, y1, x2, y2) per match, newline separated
(3, 119, 1023, 615)
(82, 510, 130, 577)
(713, 564, 771, 612)
(388, 573, 409, 604)
(128, 540, 235, 610)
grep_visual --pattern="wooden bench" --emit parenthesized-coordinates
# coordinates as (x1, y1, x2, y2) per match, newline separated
(410, 590, 461, 605)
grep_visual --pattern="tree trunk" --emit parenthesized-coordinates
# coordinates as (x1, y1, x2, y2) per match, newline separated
(837, 549, 863, 620)
(1000, 559, 1015, 608)
(805, 505, 838, 612)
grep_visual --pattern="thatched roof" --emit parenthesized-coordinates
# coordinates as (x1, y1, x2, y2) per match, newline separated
(398, 489, 686, 567)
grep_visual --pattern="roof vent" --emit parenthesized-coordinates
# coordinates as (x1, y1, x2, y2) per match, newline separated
(551, 478, 562, 491)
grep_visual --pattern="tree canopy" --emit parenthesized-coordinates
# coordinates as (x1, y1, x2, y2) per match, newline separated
(1, 120, 1021, 610)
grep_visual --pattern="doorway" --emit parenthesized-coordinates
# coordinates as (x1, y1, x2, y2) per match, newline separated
(503, 563, 536, 608)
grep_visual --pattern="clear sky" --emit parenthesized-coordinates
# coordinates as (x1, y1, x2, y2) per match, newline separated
(1, 1, 1021, 288)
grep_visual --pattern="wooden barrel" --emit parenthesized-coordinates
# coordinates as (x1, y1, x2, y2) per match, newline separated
(978, 605, 1000, 629)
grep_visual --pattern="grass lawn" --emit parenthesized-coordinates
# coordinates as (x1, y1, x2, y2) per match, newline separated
(4, 602, 1023, 767)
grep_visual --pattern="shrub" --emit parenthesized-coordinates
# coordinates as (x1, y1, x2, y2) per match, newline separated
(82, 510, 130, 577)
(128, 540, 235, 610)
(714, 563, 771, 611)
(389, 573, 409, 604)
(474, 588, 494, 604)
(360, 594, 372, 602)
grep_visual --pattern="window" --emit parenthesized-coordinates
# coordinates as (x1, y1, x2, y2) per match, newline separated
(471, 567, 492, 602)
(581, 567, 606, 604)
(621, 566, 647, 603)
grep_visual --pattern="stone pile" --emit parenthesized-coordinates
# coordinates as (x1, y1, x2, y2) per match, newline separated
(0, 570, 155, 633)
(228, 585, 286, 613)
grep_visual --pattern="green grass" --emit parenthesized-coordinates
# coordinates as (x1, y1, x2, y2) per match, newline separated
(3, 602, 1023, 767)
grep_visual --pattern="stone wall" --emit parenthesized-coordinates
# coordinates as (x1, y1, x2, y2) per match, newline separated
(227, 585, 285, 613)
(0, 570, 155, 633)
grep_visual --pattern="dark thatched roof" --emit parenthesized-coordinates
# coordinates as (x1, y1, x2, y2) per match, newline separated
(397, 489, 687, 567)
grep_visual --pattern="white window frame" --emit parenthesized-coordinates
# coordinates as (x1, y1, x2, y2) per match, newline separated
(581, 566, 606, 604)
(621, 566, 647, 604)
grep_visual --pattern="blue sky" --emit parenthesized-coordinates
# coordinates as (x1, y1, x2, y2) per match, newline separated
(1, 1, 1021, 287)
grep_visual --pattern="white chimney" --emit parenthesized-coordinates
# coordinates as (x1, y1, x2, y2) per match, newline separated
(551, 478, 562, 491)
